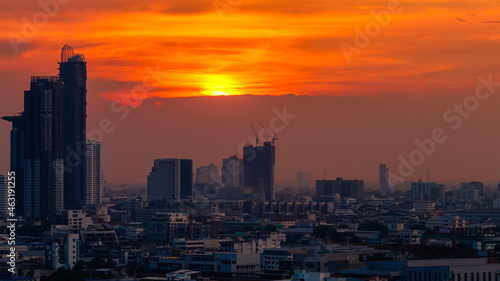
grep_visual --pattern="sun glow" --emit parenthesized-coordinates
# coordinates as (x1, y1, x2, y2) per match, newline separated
(202, 75, 241, 96)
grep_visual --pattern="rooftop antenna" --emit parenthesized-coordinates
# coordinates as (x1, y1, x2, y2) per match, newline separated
(427, 169, 431, 182)
(324, 169, 327, 180)
(250, 122, 259, 146)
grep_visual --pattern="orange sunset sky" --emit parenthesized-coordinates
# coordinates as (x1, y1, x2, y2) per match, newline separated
(1, 0, 499, 102)
(1, 0, 500, 183)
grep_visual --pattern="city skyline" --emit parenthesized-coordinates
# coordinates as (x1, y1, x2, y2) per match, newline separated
(1, 1, 500, 184)
(2, 1, 500, 280)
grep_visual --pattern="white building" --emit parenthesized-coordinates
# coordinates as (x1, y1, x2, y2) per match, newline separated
(45, 233, 79, 270)
(54, 209, 93, 229)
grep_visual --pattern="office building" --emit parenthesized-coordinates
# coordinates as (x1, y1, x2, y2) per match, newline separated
(411, 180, 445, 203)
(243, 141, 275, 201)
(147, 158, 193, 201)
(316, 178, 364, 202)
(60, 45, 87, 210)
(85, 140, 102, 205)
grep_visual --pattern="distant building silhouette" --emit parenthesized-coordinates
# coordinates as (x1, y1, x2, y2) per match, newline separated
(195, 164, 220, 185)
(379, 164, 389, 193)
(59, 45, 87, 209)
(2, 45, 87, 219)
(411, 180, 445, 203)
(461, 181, 484, 196)
(221, 155, 244, 188)
(296, 171, 312, 188)
(85, 140, 103, 205)
(316, 178, 364, 202)
(147, 158, 193, 201)
(243, 141, 275, 201)
(4, 76, 65, 219)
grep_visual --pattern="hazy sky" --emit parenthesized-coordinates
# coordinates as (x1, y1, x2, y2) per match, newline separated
(1, 0, 500, 183)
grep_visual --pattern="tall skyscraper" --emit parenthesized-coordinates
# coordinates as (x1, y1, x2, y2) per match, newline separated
(243, 141, 275, 201)
(221, 155, 244, 188)
(2, 45, 87, 219)
(147, 158, 193, 201)
(85, 140, 103, 205)
(59, 45, 87, 210)
(15, 76, 64, 219)
(379, 164, 389, 193)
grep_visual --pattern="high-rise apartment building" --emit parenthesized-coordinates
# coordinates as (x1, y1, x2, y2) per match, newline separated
(2, 45, 87, 219)
(59, 45, 87, 210)
(27, 76, 65, 219)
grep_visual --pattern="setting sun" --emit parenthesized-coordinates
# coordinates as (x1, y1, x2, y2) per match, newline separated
(202, 75, 241, 96)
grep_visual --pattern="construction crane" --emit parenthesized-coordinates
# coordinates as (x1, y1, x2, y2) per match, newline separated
(257, 121, 278, 145)
(250, 122, 259, 146)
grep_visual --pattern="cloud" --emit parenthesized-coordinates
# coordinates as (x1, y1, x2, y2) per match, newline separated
(456, 17, 466, 22)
